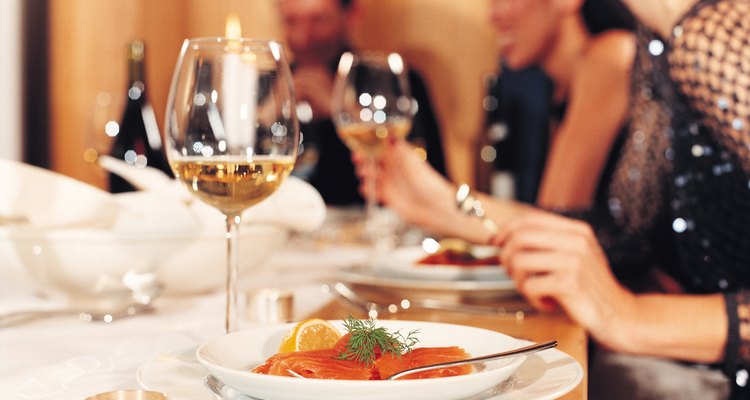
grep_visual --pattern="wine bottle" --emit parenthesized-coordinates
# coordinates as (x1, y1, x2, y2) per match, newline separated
(108, 40, 172, 193)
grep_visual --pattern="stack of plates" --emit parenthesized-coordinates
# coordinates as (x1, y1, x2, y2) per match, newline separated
(337, 245, 516, 301)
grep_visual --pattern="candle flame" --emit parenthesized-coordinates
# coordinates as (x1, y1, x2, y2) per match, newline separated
(225, 12, 242, 39)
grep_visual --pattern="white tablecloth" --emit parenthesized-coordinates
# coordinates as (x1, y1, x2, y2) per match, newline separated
(0, 238, 371, 400)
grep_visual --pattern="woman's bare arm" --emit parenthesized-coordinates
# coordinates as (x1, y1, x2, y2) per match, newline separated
(537, 30, 636, 209)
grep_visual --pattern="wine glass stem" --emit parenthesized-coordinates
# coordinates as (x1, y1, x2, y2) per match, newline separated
(224, 213, 241, 333)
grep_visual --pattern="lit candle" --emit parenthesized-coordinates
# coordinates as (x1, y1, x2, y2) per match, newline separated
(222, 13, 257, 150)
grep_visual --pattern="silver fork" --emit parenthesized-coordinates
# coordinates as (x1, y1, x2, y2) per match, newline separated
(205, 374, 254, 399)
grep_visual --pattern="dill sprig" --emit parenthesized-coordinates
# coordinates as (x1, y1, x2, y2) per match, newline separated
(337, 316, 420, 365)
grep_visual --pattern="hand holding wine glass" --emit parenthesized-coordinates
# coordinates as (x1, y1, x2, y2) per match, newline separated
(165, 38, 298, 333)
(331, 51, 414, 245)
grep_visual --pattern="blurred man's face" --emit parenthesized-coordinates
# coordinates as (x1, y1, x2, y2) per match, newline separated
(279, 0, 349, 66)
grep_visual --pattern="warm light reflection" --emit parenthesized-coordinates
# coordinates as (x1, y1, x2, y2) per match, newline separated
(387, 53, 404, 75)
(124, 150, 137, 164)
(269, 41, 282, 61)
(373, 111, 386, 124)
(82, 148, 98, 163)
(359, 93, 372, 107)
(373, 95, 386, 110)
(413, 147, 427, 162)
(359, 108, 373, 121)
(375, 126, 388, 138)
(421, 237, 440, 254)
(134, 154, 147, 168)
(337, 52, 354, 76)
(480, 145, 497, 162)
(105, 121, 120, 137)
(225, 12, 242, 39)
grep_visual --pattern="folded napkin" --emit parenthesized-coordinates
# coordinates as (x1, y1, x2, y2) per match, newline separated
(104, 159, 326, 235)
(0, 159, 119, 229)
(0, 158, 326, 234)
(0, 159, 327, 296)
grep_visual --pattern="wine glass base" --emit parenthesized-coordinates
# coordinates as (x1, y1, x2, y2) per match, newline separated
(363, 207, 402, 253)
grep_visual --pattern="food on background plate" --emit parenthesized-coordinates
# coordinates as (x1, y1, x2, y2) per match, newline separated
(417, 250, 498, 267)
(252, 317, 473, 380)
(417, 238, 498, 267)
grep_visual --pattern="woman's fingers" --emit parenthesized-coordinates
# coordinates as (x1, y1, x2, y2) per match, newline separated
(508, 250, 575, 274)
(493, 211, 593, 247)
(516, 273, 564, 312)
(500, 227, 591, 268)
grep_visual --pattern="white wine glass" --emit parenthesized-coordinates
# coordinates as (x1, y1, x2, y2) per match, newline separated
(165, 38, 299, 333)
(331, 51, 414, 246)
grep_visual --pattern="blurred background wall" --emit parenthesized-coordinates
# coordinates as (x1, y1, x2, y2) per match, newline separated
(39, 0, 497, 188)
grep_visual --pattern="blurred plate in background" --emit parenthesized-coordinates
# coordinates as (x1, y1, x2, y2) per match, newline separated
(337, 265, 516, 303)
(369, 245, 507, 281)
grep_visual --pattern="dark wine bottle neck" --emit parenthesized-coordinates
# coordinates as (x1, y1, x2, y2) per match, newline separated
(127, 40, 147, 99)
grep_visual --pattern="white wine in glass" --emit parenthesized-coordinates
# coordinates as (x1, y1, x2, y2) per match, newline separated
(332, 52, 414, 245)
(165, 38, 299, 333)
(336, 119, 411, 156)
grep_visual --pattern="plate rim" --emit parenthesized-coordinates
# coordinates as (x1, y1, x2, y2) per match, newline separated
(138, 339, 583, 400)
(339, 265, 516, 292)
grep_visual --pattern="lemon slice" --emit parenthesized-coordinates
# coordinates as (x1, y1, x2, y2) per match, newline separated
(278, 318, 342, 353)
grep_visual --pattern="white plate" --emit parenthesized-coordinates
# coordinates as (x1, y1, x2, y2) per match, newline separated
(370, 245, 508, 281)
(138, 340, 583, 400)
(195, 320, 526, 400)
(338, 266, 516, 301)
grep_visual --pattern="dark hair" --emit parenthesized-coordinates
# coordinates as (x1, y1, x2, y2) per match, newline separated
(582, 0, 636, 33)
(339, 0, 353, 10)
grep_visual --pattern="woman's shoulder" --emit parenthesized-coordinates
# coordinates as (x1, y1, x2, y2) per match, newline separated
(567, 29, 635, 115)
(581, 29, 637, 76)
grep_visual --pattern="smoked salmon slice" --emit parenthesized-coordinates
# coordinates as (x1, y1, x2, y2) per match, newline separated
(417, 249, 497, 266)
(374, 347, 473, 380)
(252, 349, 376, 380)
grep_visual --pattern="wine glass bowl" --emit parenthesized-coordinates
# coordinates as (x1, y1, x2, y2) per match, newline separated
(165, 37, 298, 332)
(171, 158, 294, 216)
(332, 52, 414, 156)
(331, 51, 414, 247)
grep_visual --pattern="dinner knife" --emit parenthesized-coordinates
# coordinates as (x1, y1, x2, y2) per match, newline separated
(329, 282, 535, 317)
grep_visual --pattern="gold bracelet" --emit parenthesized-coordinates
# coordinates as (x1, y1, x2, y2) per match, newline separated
(456, 183, 498, 237)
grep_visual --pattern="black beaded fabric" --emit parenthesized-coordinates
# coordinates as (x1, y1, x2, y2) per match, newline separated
(568, 0, 750, 394)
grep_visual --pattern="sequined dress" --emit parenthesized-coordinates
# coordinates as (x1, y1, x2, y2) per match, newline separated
(573, 0, 750, 393)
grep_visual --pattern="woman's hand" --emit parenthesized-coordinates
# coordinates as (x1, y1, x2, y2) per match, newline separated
(353, 138, 520, 243)
(494, 211, 729, 362)
(493, 211, 635, 346)
(353, 138, 455, 230)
